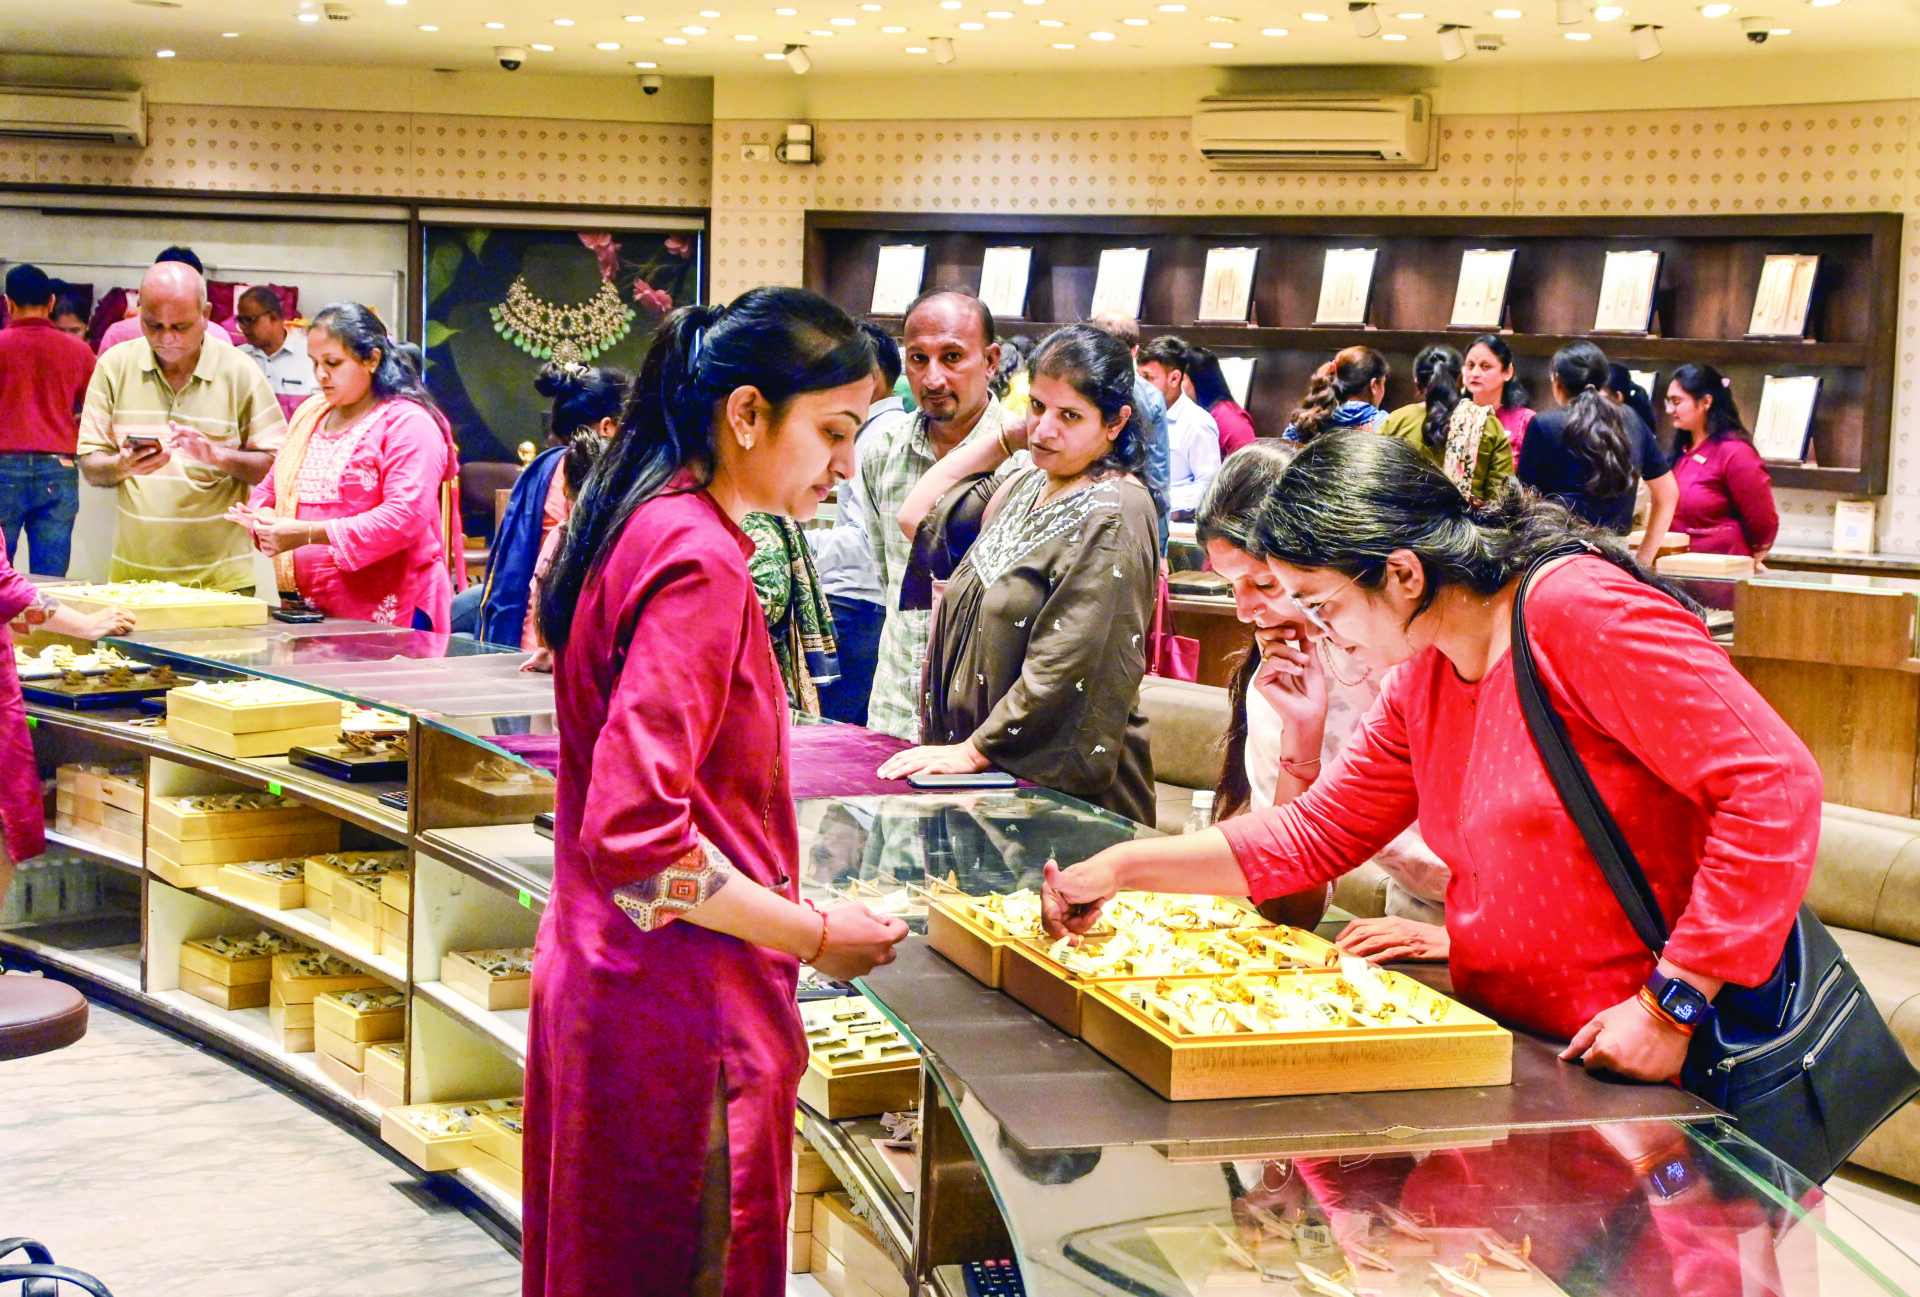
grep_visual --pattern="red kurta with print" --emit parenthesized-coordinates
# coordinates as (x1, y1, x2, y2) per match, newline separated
(523, 486, 807, 1297)
(1220, 557, 1822, 1041)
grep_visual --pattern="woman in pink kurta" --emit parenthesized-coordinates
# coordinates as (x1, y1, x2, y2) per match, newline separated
(524, 288, 908, 1297)
(0, 563, 133, 876)
(1047, 431, 1821, 1088)
(1664, 363, 1780, 561)
(228, 303, 456, 630)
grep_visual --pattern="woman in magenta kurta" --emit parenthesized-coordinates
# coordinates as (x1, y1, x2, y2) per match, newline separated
(1046, 431, 1821, 1086)
(228, 303, 456, 630)
(1664, 363, 1780, 561)
(0, 563, 132, 876)
(524, 287, 908, 1297)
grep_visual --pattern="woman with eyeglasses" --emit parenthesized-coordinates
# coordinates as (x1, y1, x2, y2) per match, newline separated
(1044, 430, 1820, 1087)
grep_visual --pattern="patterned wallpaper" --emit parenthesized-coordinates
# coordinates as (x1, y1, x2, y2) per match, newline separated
(710, 103, 1920, 550)
(3, 104, 711, 208)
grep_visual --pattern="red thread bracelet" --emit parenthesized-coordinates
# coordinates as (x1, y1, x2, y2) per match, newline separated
(800, 898, 829, 964)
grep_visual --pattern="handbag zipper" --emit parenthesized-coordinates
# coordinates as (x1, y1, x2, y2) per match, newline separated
(1801, 992, 1859, 1071)
(1714, 961, 1848, 1075)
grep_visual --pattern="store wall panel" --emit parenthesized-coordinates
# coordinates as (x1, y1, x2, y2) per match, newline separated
(406, 116, 710, 208)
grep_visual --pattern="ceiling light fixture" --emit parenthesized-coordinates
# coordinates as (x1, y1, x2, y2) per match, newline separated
(1090, 28, 1115, 36)
(1807, 0, 1840, 6)
(810, 28, 835, 34)
(1700, 2, 1732, 13)
(959, 19, 985, 27)
(1159, 3, 1187, 9)
(553, 16, 575, 24)
(882, 24, 907, 31)
(1349, 2, 1381, 33)
(532, 42, 555, 49)
(700, 8, 722, 14)
(1051, 39, 1076, 45)
(734, 32, 758, 38)
(1396, 9, 1423, 14)
(940, 0, 962, 7)
(776, 5, 798, 11)
(932, 34, 957, 58)
(906, 43, 929, 50)
(1039, 17, 1064, 24)
(1301, 10, 1329, 18)
(156, 47, 176, 56)
(1556, 0, 1582, 20)
(1770, 24, 1791, 30)
(989, 8, 1015, 14)
(764, 49, 785, 57)
(830, 15, 856, 23)
(1207, 37, 1234, 44)
(681, 24, 707, 32)
(626, 13, 648, 20)
(1564, 28, 1591, 36)
(634, 58, 657, 65)
(1437, 21, 1468, 55)
(663, 35, 687, 42)
(417, 24, 437, 31)
(1124, 15, 1149, 21)
(1631, 20, 1661, 53)
(297, 12, 321, 21)
(222, 30, 240, 36)
(1491, 6, 1521, 16)
(785, 40, 812, 68)
(597, 40, 622, 48)
(1382, 29, 1405, 36)
(485, 20, 505, 27)
(1593, 4, 1623, 16)
(1261, 24, 1288, 32)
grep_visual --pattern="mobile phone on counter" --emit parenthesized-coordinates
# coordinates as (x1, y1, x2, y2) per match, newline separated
(907, 771, 1017, 790)
(270, 605, 326, 624)
(533, 811, 555, 840)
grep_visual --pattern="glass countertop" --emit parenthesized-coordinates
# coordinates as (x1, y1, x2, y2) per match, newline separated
(934, 1065, 1920, 1297)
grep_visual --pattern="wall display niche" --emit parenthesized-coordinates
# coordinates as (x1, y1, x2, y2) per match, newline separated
(804, 211, 1900, 495)
(978, 246, 1034, 320)
(422, 225, 701, 465)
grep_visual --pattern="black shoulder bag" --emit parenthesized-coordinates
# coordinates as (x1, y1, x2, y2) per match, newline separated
(1511, 551, 1920, 1184)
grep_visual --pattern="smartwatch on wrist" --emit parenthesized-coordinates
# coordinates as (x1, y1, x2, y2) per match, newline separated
(1645, 969, 1715, 1029)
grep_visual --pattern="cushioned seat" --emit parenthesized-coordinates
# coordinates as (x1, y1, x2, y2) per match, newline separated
(1139, 677, 1232, 834)
(0, 975, 87, 1061)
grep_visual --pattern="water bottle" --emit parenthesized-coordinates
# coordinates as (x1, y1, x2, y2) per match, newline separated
(1182, 789, 1215, 836)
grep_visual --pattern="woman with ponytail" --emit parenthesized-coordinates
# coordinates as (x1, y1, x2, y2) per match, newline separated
(1666, 362, 1779, 563)
(1377, 343, 1513, 505)
(525, 287, 909, 1297)
(1516, 341, 1676, 565)
(226, 301, 458, 628)
(1045, 430, 1820, 1091)
(1283, 345, 1389, 443)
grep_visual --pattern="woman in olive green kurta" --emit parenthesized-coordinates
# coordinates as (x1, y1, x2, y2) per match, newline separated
(876, 325, 1160, 825)
(1378, 344, 1514, 505)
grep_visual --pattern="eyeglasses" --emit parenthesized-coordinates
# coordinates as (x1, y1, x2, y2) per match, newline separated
(235, 314, 266, 326)
(1287, 570, 1363, 635)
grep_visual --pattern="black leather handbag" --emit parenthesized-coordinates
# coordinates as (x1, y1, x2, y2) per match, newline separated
(1511, 552, 1920, 1184)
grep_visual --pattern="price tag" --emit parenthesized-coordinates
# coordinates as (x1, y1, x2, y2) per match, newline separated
(267, 781, 283, 797)
(24, 716, 36, 729)
(518, 889, 533, 909)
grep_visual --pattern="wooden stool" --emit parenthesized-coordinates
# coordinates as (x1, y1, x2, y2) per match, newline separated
(0, 974, 86, 1062)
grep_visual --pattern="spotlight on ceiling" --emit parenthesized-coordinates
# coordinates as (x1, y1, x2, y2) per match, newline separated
(1631, 21, 1662, 55)
(1348, 2, 1381, 34)
(784, 41, 812, 71)
(1557, 0, 1583, 21)
(931, 34, 956, 60)
(1437, 21, 1468, 56)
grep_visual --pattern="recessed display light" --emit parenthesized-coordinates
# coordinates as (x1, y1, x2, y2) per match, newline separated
(988, 8, 1014, 14)
(1051, 39, 1076, 46)
(681, 24, 707, 32)
(222, 30, 240, 36)
(1090, 27, 1115, 36)
(1382, 29, 1406, 36)
(1699, 3, 1731, 13)
(810, 28, 835, 34)
(882, 23, 907, 30)
(663, 35, 688, 42)
(775, 5, 798, 11)
(1593, 3, 1623, 16)
(485, 20, 505, 28)
(1564, 28, 1591, 36)
(532, 42, 555, 49)
(1301, 10, 1329, 18)
(940, 1, 962, 7)
(156, 47, 176, 56)
(596, 40, 622, 47)
(764, 49, 786, 56)
(1261, 24, 1288, 32)
(1039, 17, 1064, 24)
(417, 24, 437, 31)
(1204, 13, 1238, 20)
(905, 43, 929, 50)
(553, 17, 575, 24)
(1491, 7, 1521, 16)
(1123, 14, 1149, 21)
(1159, 2, 1186, 9)
(1208, 38, 1235, 45)
(860, 2, 882, 8)
(830, 15, 856, 22)
(626, 13, 648, 19)
(297, 12, 320, 21)
(1395, 9, 1424, 15)
(735, 32, 759, 38)
(700, 8, 723, 15)
(634, 59, 658, 65)
(1770, 24, 1792, 30)
(1807, 0, 1839, 6)
(959, 20, 985, 27)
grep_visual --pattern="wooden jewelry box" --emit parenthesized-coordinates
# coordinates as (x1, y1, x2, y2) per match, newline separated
(58, 581, 269, 630)
(1002, 923, 1343, 1037)
(213, 858, 310, 910)
(796, 997, 919, 1120)
(1078, 967, 1512, 1101)
(303, 851, 407, 919)
(441, 948, 534, 1012)
(381, 1098, 523, 1173)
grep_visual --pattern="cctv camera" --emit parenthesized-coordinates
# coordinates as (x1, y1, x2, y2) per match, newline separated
(1740, 16, 1770, 41)
(495, 46, 528, 69)
(639, 73, 662, 94)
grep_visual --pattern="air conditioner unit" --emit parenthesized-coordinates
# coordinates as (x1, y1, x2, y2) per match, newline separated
(0, 87, 147, 147)
(1192, 94, 1434, 171)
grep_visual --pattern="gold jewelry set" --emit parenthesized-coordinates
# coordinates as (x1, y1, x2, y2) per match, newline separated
(1123, 956, 1454, 1039)
(801, 997, 917, 1070)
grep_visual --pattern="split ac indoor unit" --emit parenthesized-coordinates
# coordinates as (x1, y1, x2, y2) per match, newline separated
(0, 86, 147, 147)
(1191, 94, 1434, 171)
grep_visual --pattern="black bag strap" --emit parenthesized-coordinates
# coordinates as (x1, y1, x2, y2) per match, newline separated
(1509, 548, 1671, 954)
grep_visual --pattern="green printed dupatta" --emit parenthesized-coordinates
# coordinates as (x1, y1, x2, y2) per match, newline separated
(742, 512, 841, 716)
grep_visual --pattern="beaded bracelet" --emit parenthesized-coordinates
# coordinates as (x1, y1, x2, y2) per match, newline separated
(800, 898, 830, 965)
(1636, 985, 1695, 1036)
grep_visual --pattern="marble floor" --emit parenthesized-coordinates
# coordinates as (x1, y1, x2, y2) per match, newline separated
(0, 996, 521, 1297)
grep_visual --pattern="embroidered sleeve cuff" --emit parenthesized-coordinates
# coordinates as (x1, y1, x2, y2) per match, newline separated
(610, 836, 735, 933)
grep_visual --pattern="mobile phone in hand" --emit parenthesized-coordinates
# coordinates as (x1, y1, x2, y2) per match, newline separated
(907, 771, 1018, 790)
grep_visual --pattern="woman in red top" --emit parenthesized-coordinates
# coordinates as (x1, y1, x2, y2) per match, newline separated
(1045, 431, 1820, 1083)
(1665, 363, 1780, 563)
(1185, 346, 1258, 455)
(525, 287, 910, 1297)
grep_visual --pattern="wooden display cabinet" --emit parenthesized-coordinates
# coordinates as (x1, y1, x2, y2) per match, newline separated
(806, 211, 1902, 494)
